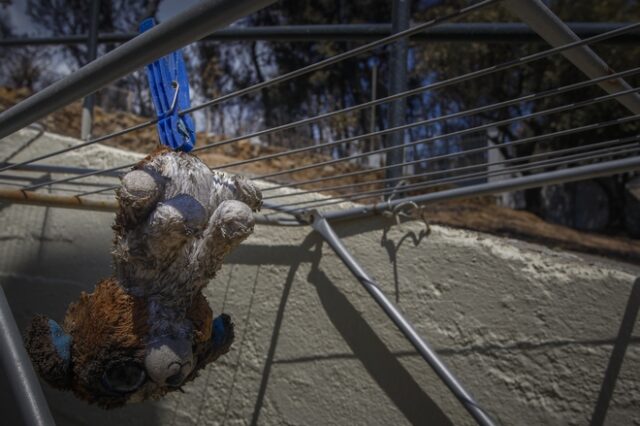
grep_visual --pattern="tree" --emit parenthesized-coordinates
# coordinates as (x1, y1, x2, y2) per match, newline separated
(24, 0, 160, 114)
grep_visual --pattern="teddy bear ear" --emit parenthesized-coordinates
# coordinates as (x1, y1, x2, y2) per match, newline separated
(25, 315, 73, 390)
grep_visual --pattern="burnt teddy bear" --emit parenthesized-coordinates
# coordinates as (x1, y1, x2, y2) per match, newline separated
(25, 148, 262, 408)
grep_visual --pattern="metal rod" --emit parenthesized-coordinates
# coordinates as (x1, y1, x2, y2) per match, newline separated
(182, 0, 500, 116)
(0, 188, 302, 226)
(285, 145, 640, 211)
(0, 286, 55, 426)
(80, 0, 100, 141)
(0, 120, 155, 174)
(282, 145, 640, 211)
(311, 215, 495, 426)
(24, 92, 640, 192)
(386, 0, 410, 189)
(504, 0, 640, 115)
(262, 114, 640, 192)
(7, 18, 639, 192)
(2, 23, 639, 46)
(255, 87, 640, 181)
(0, 0, 279, 140)
(226, 67, 640, 175)
(0, 0, 497, 172)
(320, 155, 640, 222)
(74, 185, 119, 197)
(0, 188, 118, 211)
(192, 22, 640, 157)
(263, 136, 640, 201)
(5, 21, 638, 176)
(0, 162, 123, 177)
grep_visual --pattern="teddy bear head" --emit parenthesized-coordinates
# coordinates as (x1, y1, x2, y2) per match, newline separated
(25, 278, 233, 408)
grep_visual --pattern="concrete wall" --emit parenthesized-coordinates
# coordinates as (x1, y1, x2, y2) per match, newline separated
(1, 129, 639, 425)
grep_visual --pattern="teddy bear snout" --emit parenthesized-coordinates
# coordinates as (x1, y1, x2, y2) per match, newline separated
(144, 338, 194, 387)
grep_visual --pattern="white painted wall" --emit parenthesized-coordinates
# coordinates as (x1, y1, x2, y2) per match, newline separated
(1, 129, 639, 425)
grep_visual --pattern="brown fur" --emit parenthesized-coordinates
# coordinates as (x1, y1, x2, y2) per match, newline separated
(25, 315, 72, 390)
(187, 292, 213, 344)
(63, 278, 150, 367)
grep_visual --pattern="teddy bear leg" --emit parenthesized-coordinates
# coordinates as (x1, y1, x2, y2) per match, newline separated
(117, 169, 165, 227)
(194, 199, 255, 278)
(142, 194, 208, 261)
(232, 175, 263, 212)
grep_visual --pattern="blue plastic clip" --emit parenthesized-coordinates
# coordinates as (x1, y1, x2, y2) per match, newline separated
(139, 18, 196, 152)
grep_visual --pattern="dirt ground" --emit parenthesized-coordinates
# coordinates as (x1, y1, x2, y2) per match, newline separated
(2, 87, 639, 263)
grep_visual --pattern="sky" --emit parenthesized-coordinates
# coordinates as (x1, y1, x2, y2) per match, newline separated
(4, 0, 202, 36)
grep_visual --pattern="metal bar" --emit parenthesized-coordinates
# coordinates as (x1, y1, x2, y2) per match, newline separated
(192, 21, 640, 157)
(0, 0, 279, 140)
(24, 90, 640, 193)
(262, 113, 640, 192)
(2, 23, 639, 46)
(0, 0, 498, 171)
(320, 155, 640, 222)
(73, 185, 119, 197)
(0, 286, 55, 426)
(225, 67, 640, 175)
(183, 0, 500, 116)
(0, 162, 123, 177)
(504, 0, 640, 115)
(255, 87, 640, 181)
(5, 22, 638, 177)
(284, 145, 640, 212)
(80, 0, 100, 141)
(311, 215, 495, 426)
(386, 0, 410, 190)
(0, 188, 118, 211)
(0, 188, 302, 226)
(0, 120, 154, 174)
(281, 145, 640, 211)
(263, 136, 640, 201)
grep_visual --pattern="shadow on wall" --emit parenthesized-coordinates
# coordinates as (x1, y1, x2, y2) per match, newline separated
(1, 211, 453, 426)
(307, 241, 451, 426)
(235, 231, 452, 426)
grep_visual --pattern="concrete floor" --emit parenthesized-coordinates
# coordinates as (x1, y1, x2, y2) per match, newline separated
(1, 129, 639, 425)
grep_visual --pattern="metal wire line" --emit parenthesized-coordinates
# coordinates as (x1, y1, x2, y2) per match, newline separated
(49, 112, 640, 201)
(0, 0, 497, 175)
(262, 135, 640, 201)
(0, 119, 156, 174)
(190, 21, 640, 159)
(182, 0, 500, 116)
(255, 86, 640, 181)
(74, 125, 640, 201)
(22, 88, 640, 193)
(277, 144, 640, 212)
(12, 21, 640, 189)
(215, 66, 640, 172)
(258, 115, 640, 209)
(278, 145, 640, 213)
(261, 113, 640, 196)
(293, 144, 640, 212)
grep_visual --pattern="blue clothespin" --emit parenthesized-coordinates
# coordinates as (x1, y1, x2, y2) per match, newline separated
(139, 18, 196, 152)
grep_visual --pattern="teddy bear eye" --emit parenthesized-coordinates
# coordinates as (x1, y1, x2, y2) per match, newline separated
(102, 362, 147, 394)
